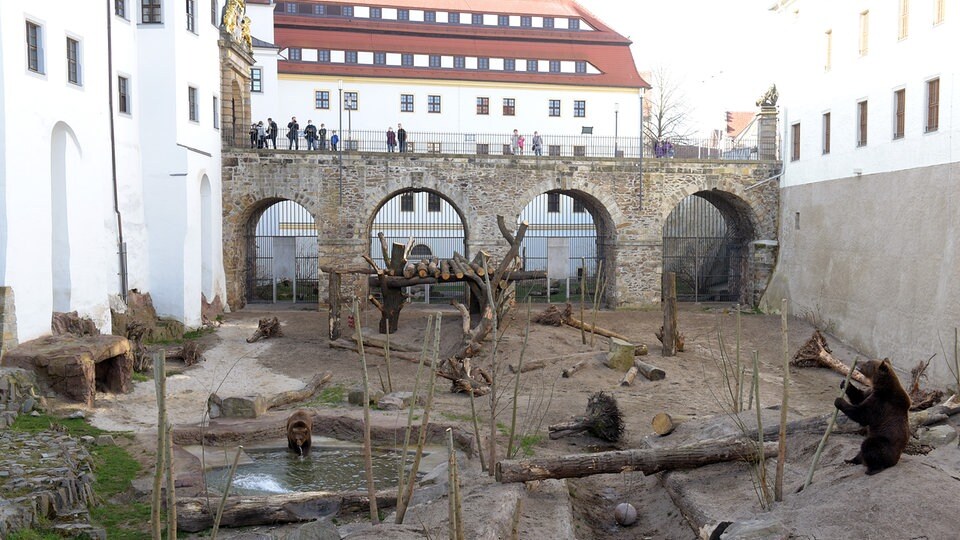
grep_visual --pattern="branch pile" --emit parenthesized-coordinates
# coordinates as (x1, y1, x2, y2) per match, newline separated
(908, 356, 944, 411)
(548, 391, 624, 442)
(534, 303, 635, 343)
(436, 357, 492, 396)
(790, 330, 869, 385)
(247, 316, 283, 343)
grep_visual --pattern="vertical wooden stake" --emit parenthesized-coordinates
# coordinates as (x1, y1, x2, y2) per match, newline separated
(447, 428, 458, 540)
(384, 325, 394, 393)
(451, 429, 465, 540)
(662, 272, 678, 357)
(211, 446, 243, 540)
(397, 314, 432, 516)
(804, 359, 859, 490)
(151, 351, 167, 540)
(775, 299, 789, 502)
(468, 384, 486, 471)
(735, 304, 743, 413)
(165, 421, 178, 539)
(754, 351, 772, 508)
(328, 271, 342, 340)
(354, 299, 380, 525)
(579, 257, 587, 345)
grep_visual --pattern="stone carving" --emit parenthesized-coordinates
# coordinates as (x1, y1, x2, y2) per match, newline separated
(241, 16, 252, 49)
(756, 84, 779, 107)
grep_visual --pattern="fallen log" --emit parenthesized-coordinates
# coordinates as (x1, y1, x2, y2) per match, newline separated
(562, 358, 591, 378)
(619, 366, 639, 386)
(165, 341, 204, 367)
(350, 332, 419, 353)
(265, 371, 333, 410)
(509, 359, 546, 374)
(512, 351, 603, 376)
(635, 359, 666, 381)
(567, 314, 632, 343)
(329, 339, 421, 364)
(177, 490, 398, 532)
(791, 330, 869, 386)
(909, 394, 960, 430)
(496, 438, 778, 483)
(247, 317, 282, 343)
(548, 392, 624, 442)
(651, 412, 694, 436)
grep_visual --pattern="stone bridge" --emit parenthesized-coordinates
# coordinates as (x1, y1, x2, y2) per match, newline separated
(221, 151, 780, 310)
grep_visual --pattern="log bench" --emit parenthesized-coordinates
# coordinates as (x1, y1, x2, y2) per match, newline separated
(2, 334, 133, 407)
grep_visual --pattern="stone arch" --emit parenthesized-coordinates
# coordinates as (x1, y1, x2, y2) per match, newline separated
(363, 175, 474, 243)
(242, 197, 320, 304)
(50, 121, 82, 313)
(365, 186, 472, 251)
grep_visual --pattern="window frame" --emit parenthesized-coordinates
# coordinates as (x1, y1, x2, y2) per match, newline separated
(142, 0, 162, 24)
(548, 99, 560, 117)
(369, 7, 381, 19)
(573, 100, 585, 118)
(448, 12, 460, 24)
(188, 86, 199, 122)
(315, 90, 330, 110)
(856, 99, 868, 147)
(401, 53, 413, 66)
(424, 11, 436, 22)
(543, 17, 554, 29)
(400, 93, 414, 113)
(502, 98, 515, 116)
(398, 9, 409, 21)
(476, 97, 489, 115)
(211, 0, 218, 26)
(116, 0, 128, 19)
(400, 193, 414, 212)
(118, 75, 131, 114)
(898, 0, 909, 39)
(822, 112, 831, 154)
(427, 193, 441, 212)
(893, 88, 905, 139)
(250, 66, 262, 92)
(472, 13, 483, 25)
(504, 58, 515, 71)
(345, 50, 358, 64)
(344, 91, 358, 111)
(824, 29, 832, 71)
(547, 193, 560, 213)
(790, 122, 800, 161)
(66, 37, 82, 85)
(212, 95, 219, 129)
(285, 3, 297, 14)
(549, 60, 560, 73)
(454, 56, 465, 69)
(858, 10, 869, 56)
(373, 51, 385, 65)
(575, 61, 586, 74)
(427, 95, 441, 114)
(568, 18, 580, 30)
(288, 47, 302, 61)
(526, 59, 538, 72)
(342, 6, 353, 17)
(186, 0, 196, 33)
(429, 54, 441, 68)
(477, 57, 489, 70)
(521, 16, 532, 27)
(498, 15, 509, 26)
(319, 49, 331, 62)
(926, 78, 940, 132)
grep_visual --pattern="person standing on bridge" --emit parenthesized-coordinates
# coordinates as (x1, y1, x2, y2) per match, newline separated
(511, 129, 520, 155)
(330, 130, 340, 152)
(532, 131, 543, 156)
(386, 127, 397, 152)
(287, 116, 300, 150)
(318, 123, 328, 151)
(397, 123, 408, 152)
(304, 120, 318, 151)
(267, 118, 278, 148)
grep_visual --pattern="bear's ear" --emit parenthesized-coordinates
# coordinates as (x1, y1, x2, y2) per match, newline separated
(879, 359, 892, 373)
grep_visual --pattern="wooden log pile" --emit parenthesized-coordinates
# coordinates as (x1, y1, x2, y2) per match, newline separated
(790, 330, 869, 385)
(548, 392, 624, 442)
(534, 303, 643, 347)
(247, 317, 282, 343)
(907, 356, 945, 411)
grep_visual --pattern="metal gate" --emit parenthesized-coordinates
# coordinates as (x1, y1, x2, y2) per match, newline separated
(662, 195, 745, 302)
(369, 190, 466, 304)
(517, 191, 603, 304)
(247, 200, 319, 303)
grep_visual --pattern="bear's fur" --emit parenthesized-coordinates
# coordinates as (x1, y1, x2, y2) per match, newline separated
(286, 409, 313, 455)
(834, 359, 911, 475)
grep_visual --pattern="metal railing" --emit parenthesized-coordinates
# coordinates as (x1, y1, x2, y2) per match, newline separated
(232, 129, 769, 160)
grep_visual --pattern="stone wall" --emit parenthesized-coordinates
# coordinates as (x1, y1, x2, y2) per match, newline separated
(222, 151, 780, 310)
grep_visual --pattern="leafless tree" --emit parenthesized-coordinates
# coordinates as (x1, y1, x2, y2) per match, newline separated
(643, 65, 697, 146)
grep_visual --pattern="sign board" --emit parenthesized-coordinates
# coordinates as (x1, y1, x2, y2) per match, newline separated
(547, 238, 569, 280)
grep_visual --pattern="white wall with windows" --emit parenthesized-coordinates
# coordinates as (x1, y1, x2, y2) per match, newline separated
(248, 1, 280, 128)
(778, 0, 958, 186)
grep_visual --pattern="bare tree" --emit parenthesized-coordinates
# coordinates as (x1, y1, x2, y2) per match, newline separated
(643, 65, 697, 146)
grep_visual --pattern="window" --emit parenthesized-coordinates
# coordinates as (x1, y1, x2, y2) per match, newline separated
(791, 123, 800, 161)
(428, 95, 441, 113)
(315, 90, 329, 109)
(504, 58, 515, 71)
(454, 56, 465, 69)
(345, 50, 358, 63)
(186, 0, 196, 32)
(428, 193, 441, 212)
(314, 4, 325, 15)
(66, 38, 81, 85)
(472, 13, 483, 25)
(373, 51, 385, 65)
(498, 15, 509, 26)
(118, 76, 130, 113)
(859, 10, 869, 55)
(568, 18, 580, 30)
(573, 199, 585, 213)
(250, 67, 262, 92)
(935, 0, 945, 24)
(188, 86, 198, 121)
(894, 89, 906, 139)
(116, 0, 127, 19)
(398, 9, 409, 21)
(573, 100, 585, 118)
(319, 49, 331, 62)
(575, 61, 586, 73)
(211, 0, 218, 25)
(521, 16, 531, 27)
(549, 99, 560, 117)
(429, 54, 441, 68)
(401, 53, 413, 66)
(857, 100, 868, 146)
(526, 59, 538, 72)
(400, 94, 414, 112)
(547, 193, 560, 213)
(142, 0, 162, 23)
(424, 11, 436, 22)
(543, 17, 554, 29)
(549, 60, 560, 73)
(503, 98, 515, 116)
(822, 112, 831, 154)
(476, 97, 489, 115)
(400, 193, 414, 212)
(285, 3, 297, 13)
(213, 96, 219, 128)
(478, 57, 489, 70)
(448, 12, 460, 24)
(342, 6, 353, 17)
(824, 30, 832, 71)
(369, 7, 381, 18)
(926, 78, 939, 132)
(344, 91, 358, 110)
(898, 0, 909, 39)
(288, 47, 301, 60)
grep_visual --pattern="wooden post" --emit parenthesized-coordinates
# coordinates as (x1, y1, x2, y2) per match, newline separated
(328, 271, 341, 340)
(166, 421, 178, 539)
(775, 299, 789, 502)
(353, 299, 379, 525)
(211, 446, 243, 540)
(803, 359, 858, 490)
(151, 350, 166, 540)
(662, 272, 678, 357)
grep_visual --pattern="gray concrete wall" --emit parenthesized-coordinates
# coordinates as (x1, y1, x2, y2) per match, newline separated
(763, 162, 960, 385)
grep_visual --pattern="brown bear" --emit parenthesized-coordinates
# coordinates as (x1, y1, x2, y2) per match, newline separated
(834, 359, 911, 475)
(286, 409, 313, 456)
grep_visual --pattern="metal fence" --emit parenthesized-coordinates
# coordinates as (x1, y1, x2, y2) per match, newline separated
(247, 201, 320, 303)
(232, 129, 766, 160)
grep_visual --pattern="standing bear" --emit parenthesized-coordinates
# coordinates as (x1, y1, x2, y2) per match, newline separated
(834, 359, 911, 475)
(286, 409, 314, 456)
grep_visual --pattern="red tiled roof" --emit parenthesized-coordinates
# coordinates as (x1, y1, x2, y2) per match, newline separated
(292, 0, 609, 21)
(725, 111, 756, 137)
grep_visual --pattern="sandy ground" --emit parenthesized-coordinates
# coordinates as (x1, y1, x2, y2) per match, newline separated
(86, 301, 960, 539)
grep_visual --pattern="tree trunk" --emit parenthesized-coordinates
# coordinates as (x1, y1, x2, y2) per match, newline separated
(495, 438, 778, 483)
(265, 371, 333, 409)
(792, 330, 870, 386)
(328, 272, 341, 340)
(564, 315, 632, 342)
(635, 359, 666, 381)
(662, 272, 678, 357)
(651, 412, 694, 436)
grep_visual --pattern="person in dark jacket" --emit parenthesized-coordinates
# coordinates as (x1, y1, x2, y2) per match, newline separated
(386, 127, 397, 152)
(287, 116, 300, 150)
(397, 123, 408, 152)
(318, 123, 327, 151)
(268, 118, 278, 148)
(304, 120, 318, 150)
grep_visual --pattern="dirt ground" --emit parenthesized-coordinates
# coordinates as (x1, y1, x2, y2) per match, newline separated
(88, 301, 960, 539)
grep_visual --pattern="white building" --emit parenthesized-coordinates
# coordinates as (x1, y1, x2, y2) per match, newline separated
(245, 0, 648, 151)
(764, 0, 960, 383)
(0, 0, 229, 350)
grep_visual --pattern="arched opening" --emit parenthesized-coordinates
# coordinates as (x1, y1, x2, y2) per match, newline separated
(230, 79, 244, 145)
(369, 190, 467, 304)
(245, 199, 319, 303)
(50, 122, 82, 312)
(662, 191, 755, 302)
(517, 190, 612, 305)
(200, 175, 213, 299)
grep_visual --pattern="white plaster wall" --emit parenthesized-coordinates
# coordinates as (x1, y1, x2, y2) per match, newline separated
(269, 76, 642, 139)
(778, 1, 959, 186)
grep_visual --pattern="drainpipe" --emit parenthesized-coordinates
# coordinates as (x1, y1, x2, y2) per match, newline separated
(106, 1, 128, 302)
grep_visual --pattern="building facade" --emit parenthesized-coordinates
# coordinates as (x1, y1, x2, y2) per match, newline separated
(764, 0, 960, 383)
(0, 0, 230, 350)
(246, 0, 648, 149)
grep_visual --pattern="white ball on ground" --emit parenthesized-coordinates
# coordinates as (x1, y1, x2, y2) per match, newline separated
(614, 502, 637, 526)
